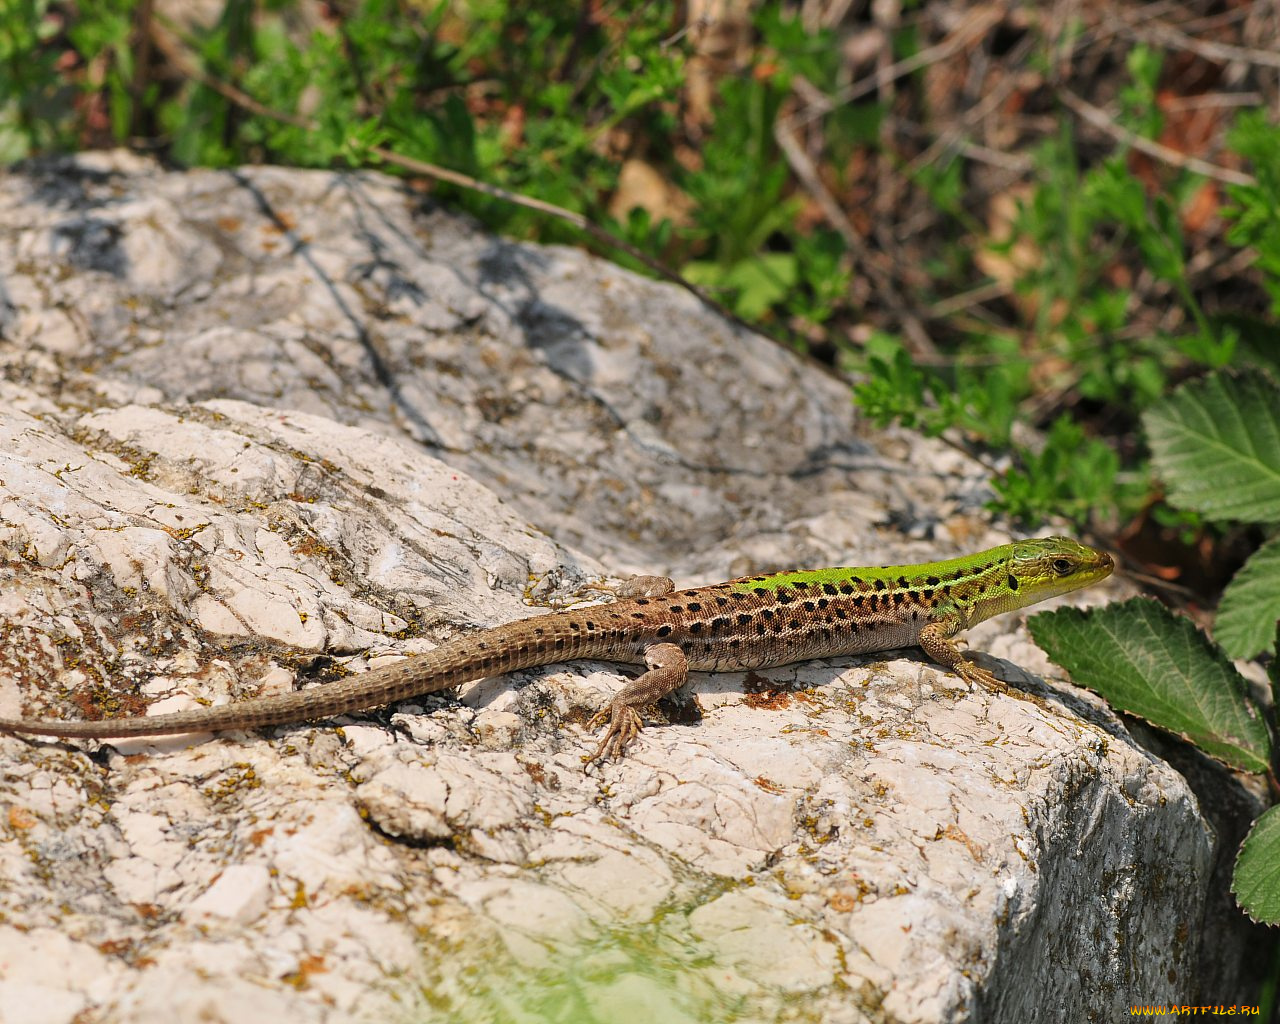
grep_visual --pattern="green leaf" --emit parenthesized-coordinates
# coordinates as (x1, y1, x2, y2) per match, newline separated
(1119, 45, 1163, 139)
(990, 415, 1120, 526)
(850, 333, 930, 431)
(682, 253, 797, 320)
(1218, 314, 1280, 379)
(1028, 598, 1271, 774)
(1143, 369, 1280, 523)
(1225, 110, 1280, 316)
(1232, 804, 1280, 924)
(1216, 536, 1280, 660)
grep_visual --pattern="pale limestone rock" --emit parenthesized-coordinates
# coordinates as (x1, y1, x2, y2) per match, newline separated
(0, 153, 1257, 1023)
(181, 863, 272, 925)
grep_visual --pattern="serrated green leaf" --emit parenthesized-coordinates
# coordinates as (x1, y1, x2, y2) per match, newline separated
(1028, 598, 1271, 774)
(1232, 804, 1280, 924)
(1216, 536, 1280, 660)
(1143, 369, 1280, 523)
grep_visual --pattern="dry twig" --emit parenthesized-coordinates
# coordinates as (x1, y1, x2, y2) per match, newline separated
(1057, 88, 1256, 187)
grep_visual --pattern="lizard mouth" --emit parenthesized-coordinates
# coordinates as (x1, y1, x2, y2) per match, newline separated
(1083, 551, 1115, 584)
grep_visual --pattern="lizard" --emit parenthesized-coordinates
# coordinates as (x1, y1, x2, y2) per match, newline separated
(0, 536, 1112, 764)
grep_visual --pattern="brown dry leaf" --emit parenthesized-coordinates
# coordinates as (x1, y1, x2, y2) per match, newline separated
(973, 187, 1065, 325)
(607, 159, 693, 226)
(1182, 180, 1221, 234)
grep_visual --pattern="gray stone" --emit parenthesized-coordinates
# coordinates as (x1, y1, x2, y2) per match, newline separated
(0, 152, 1252, 1022)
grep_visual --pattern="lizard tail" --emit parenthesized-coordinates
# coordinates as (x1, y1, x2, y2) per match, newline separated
(0, 613, 639, 740)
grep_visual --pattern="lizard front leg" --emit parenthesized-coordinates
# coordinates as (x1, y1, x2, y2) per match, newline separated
(583, 642, 688, 766)
(918, 620, 1006, 693)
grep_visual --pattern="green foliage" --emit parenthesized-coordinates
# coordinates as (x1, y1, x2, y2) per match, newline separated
(1141, 364, 1280, 662)
(852, 330, 1125, 526)
(1117, 45, 1163, 139)
(1086, 157, 1227, 361)
(1122, 158, 1280, 930)
(678, 75, 801, 317)
(853, 58, 1280, 530)
(854, 93, 1244, 527)
(1234, 804, 1280, 925)
(853, 333, 1024, 443)
(683, 251, 798, 321)
(1216, 537, 1280, 660)
(1219, 314, 1280, 379)
(1271, 623, 1280, 752)
(1225, 110, 1280, 316)
(790, 230, 854, 326)
(0, 0, 79, 159)
(852, 333, 942, 434)
(1143, 370, 1280, 523)
(66, 0, 136, 140)
(1011, 130, 1113, 324)
(1038, 366, 1280, 923)
(1029, 598, 1271, 774)
(755, 4, 841, 88)
(912, 155, 966, 217)
(0, 1, 884, 337)
(1237, 629, 1280, 924)
(992, 416, 1122, 525)
(1086, 159, 1183, 283)
(36, 0, 690, 240)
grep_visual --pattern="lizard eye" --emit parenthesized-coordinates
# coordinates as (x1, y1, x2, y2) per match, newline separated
(1051, 558, 1073, 575)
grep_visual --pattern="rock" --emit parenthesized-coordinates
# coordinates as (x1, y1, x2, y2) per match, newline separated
(0, 152, 1255, 1021)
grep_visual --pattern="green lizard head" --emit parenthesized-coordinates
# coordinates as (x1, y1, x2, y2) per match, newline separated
(1006, 535, 1114, 605)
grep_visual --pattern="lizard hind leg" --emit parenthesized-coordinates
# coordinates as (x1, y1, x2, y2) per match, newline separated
(582, 642, 689, 767)
(614, 575, 676, 599)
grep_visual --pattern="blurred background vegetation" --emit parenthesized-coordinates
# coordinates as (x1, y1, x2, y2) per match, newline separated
(3, 0, 1280, 603)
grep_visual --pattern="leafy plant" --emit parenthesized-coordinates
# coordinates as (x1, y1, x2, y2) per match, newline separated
(1030, 597, 1271, 775)
(851, 333, 944, 434)
(852, 91, 1248, 528)
(679, 75, 801, 319)
(1031, 368, 1280, 924)
(0, 0, 75, 159)
(1225, 110, 1280, 317)
(852, 331, 1126, 526)
(992, 415, 1123, 526)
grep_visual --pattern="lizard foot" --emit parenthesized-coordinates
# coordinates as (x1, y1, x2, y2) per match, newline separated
(580, 642, 688, 769)
(582, 703, 645, 767)
(952, 657, 1007, 694)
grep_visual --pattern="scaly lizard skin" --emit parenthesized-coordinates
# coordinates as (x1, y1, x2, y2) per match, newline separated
(0, 537, 1112, 763)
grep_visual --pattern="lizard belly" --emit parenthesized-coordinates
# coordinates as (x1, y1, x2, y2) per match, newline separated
(673, 619, 924, 673)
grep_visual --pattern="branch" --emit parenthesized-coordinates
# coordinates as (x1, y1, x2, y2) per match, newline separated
(1057, 88, 1256, 188)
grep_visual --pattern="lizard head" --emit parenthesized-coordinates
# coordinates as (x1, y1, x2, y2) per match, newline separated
(1006, 536, 1114, 606)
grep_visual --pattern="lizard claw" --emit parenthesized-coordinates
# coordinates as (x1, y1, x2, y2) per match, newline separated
(952, 657, 1006, 694)
(581, 703, 645, 768)
(580, 642, 687, 770)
